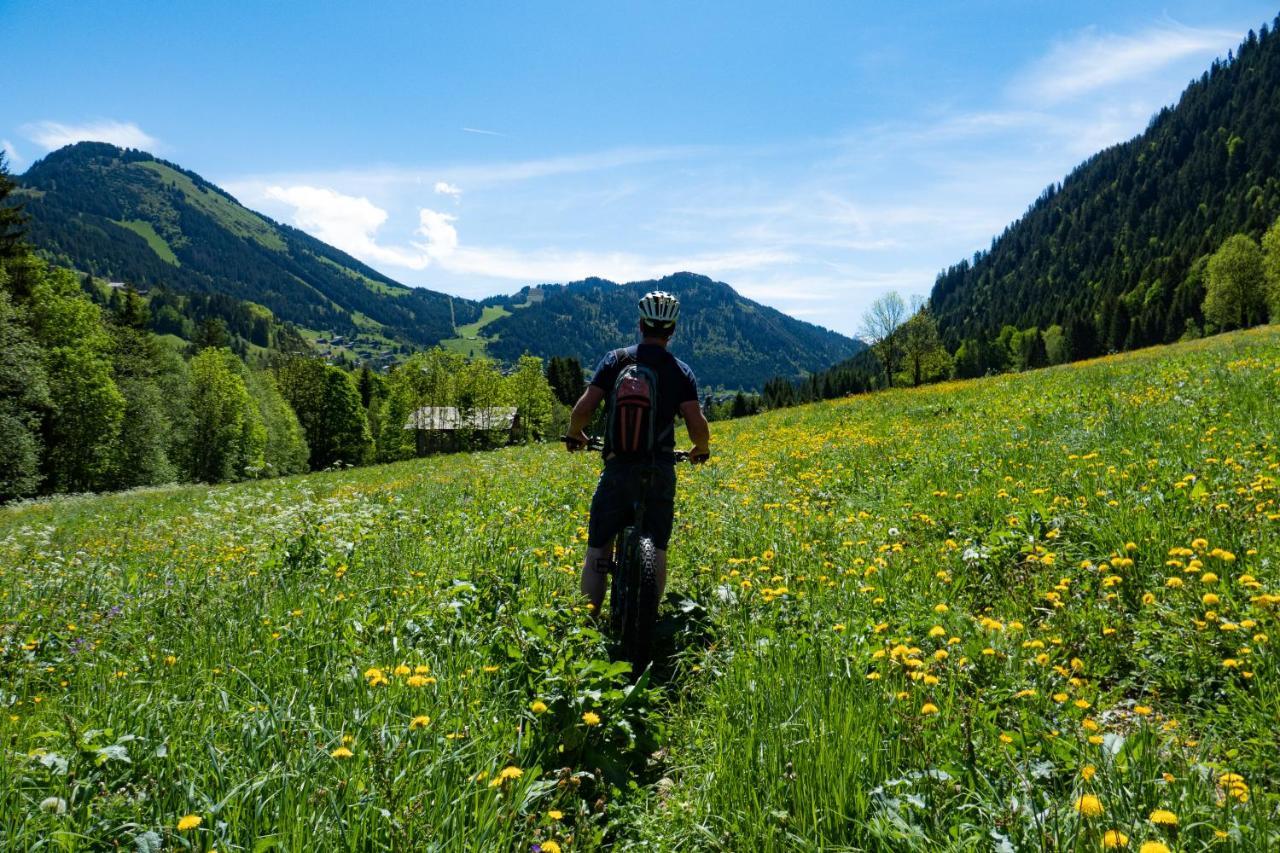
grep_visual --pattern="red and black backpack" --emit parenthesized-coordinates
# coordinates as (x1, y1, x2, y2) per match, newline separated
(606, 349, 661, 455)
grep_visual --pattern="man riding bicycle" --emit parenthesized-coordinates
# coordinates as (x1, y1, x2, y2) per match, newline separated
(565, 290, 711, 616)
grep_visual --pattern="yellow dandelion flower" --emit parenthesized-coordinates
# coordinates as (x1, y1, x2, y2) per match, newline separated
(1133, 705, 1153, 716)
(177, 814, 202, 831)
(531, 700, 549, 714)
(1103, 829, 1129, 848)
(920, 702, 939, 715)
(540, 842, 562, 853)
(1148, 808, 1178, 826)
(499, 765, 523, 780)
(1074, 794, 1104, 817)
(330, 746, 354, 759)
(582, 711, 602, 726)
(393, 664, 411, 677)
(410, 715, 431, 730)
(1138, 842, 1170, 853)
(1080, 764, 1097, 780)
(548, 809, 564, 820)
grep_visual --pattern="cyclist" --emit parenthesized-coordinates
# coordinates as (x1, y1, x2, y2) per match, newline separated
(565, 290, 711, 615)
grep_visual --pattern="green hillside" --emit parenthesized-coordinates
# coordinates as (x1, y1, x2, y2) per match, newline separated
(930, 15, 1280, 355)
(17, 142, 481, 348)
(3, 326, 1277, 848)
(485, 273, 865, 389)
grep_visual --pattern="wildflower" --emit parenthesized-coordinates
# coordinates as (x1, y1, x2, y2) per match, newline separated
(177, 814, 203, 831)
(393, 664, 411, 676)
(1103, 829, 1129, 848)
(410, 715, 431, 730)
(1074, 794, 1105, 817)
(1148, 808, 1178, 826)
(531, 700, 549, 714)
(499, 765, 523, 780)
(920, 702, 939, 715)
(330, 746, 354, 759)
(1202, 593, 1220, 606)
(1133, 705, 1153, 716)
(1138, 842, 1170, 853)
(833, 623, 846, 633)
(1080, 764, 1097, 781)
(582, 711, 602, 726)
(548, 809, 564, 820)
(540, 842, 562, 853)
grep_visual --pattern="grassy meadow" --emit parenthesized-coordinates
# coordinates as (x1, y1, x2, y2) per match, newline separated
(2, 327, 1279, 851)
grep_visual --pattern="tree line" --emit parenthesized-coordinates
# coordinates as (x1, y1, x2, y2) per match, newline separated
(748, 217, 1280, 415)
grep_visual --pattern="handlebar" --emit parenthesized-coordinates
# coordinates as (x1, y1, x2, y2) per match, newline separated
(561, 435, 708, 464)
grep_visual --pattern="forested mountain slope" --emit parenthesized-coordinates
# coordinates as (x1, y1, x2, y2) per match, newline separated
(485, 273, 864, 389)
(17, 142, 480, 346)
(930, 17, 1280, 353)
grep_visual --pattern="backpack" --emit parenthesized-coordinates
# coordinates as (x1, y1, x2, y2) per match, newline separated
(607, 349, 661, 455)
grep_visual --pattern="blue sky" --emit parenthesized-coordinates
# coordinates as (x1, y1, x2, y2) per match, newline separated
(2, 1, 1275, 335)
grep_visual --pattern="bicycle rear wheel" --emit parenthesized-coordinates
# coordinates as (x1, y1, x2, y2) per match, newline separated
(610, 526, 659, 676)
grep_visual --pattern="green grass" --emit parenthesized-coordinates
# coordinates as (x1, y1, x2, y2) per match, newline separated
(111, 219, 180, 265)
(2, 328, 1279, 850)
(439, 305, 511, 358)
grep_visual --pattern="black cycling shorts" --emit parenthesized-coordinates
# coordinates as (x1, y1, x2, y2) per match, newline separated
(587, 460, 677, 550)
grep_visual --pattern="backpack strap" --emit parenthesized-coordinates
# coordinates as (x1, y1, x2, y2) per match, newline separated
(604, 348, 630, 454)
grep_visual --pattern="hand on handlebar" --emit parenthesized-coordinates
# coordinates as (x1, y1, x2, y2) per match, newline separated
(562, 433, 600, 452)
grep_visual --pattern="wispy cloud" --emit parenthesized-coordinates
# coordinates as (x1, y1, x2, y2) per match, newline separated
(224, 145, 711, 196)
(434, 180, 462, 199)
(462, 127, 506, 136)
(1010, 21, 1239, 104)
(1, 139, 22, 170)
(22, 119, 159, 152)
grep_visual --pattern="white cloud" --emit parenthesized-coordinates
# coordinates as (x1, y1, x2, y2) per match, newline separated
(416, 209, 458, 259)
(434, 181, 462, 199)
(462, 127, 506, 136)
(1, 139, 22, 170)
(1011, 22, 1239, 104)
(22, 120, 159, 152)
(266, 185, 458, 271)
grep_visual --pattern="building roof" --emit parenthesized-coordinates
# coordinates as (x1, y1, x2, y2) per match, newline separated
(404, 406, 518, 431)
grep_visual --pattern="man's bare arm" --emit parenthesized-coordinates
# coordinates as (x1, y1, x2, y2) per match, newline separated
(566, 385, 605, 448)
(680, 400, 711, 459)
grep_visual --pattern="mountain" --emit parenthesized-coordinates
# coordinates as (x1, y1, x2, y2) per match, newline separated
(930, 16, 1280, 353)
(13, 142, 862, 389)
(481, 274, 865, 390)
(17, 142, 481, 350)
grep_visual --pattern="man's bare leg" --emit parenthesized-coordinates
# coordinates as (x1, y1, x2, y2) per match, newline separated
(580, 545, 612, 615)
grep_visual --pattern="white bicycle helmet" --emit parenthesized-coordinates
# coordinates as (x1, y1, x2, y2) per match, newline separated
(638, 290, 680, 329)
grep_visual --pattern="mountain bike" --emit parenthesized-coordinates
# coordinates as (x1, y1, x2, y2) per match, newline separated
(565, 435, 698, 675)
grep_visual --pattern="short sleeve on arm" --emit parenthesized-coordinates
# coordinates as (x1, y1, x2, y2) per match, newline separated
(589, 350, 617, 390)
(677, 361, 698, 404)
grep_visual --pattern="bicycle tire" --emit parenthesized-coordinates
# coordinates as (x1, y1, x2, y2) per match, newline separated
(610, 526, 659, 675)
(610, 527, 634, 639)
(630, 534, 660, 675)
